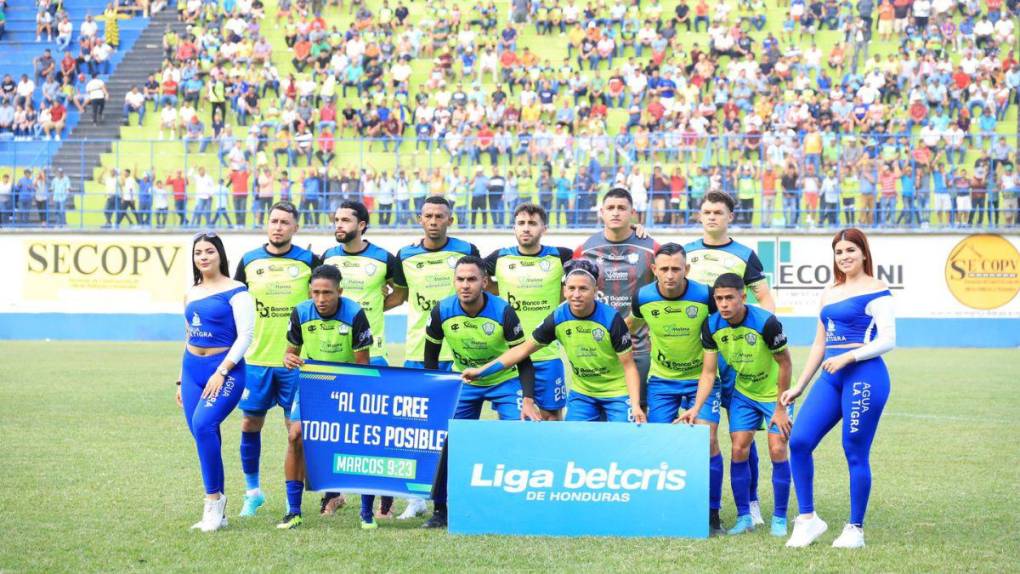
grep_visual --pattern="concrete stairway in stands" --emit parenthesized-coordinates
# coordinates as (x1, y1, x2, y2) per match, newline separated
(49, 7, 184, 192)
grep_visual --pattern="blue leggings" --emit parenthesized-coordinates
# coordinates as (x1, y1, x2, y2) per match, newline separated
(790, 350, 890, 526)
(181, 350, 246, 495)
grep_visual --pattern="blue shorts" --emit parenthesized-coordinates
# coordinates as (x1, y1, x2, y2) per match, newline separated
(533, 358, 567, 411)
(646, 377, 721, 424)
(404, 360, 453, 371)
(455, 378, 522, 421)
(565, 392, 632, 422)
(369, 356, 389, 367)
(728, 389, 794, 435)
(239, 365, 299, 417)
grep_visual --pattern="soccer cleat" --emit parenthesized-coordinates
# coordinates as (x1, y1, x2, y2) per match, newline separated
(749, 500, 765, 526)
(709, 509, 725, 537)
(319, 492, 346, 516)
(276, 513, 303, 529)
(421, 510, 448, 529)
(360, 515, 378, 530)
(785, 514, 829, 548)
(771, 516, 788, 537)
(727, 514, 755, 535)
(398, 498, 428, 520)
(239, 492, 265, 517)
(832, 524, 865, 548)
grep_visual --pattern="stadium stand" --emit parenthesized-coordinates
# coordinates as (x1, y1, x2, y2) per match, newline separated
(1, 0, 1018, 229)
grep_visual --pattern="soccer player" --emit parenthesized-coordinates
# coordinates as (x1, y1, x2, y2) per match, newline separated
(179, 232, 253, 532)
(685, 190, 776, 525)
(392, 196, 479, 370)
(421, 256, 540, 529)
(782, 229, 894, 549)
(282, 265, 378, 529)
(465, 259, 646, 424)
(573, 188, 658, 407)
(630, 243, 724, 534)
(233, 201, 321, 529)
(484, 203, 573, 420)
(683, 273, 793, 537)
(321, 200, 418, 519)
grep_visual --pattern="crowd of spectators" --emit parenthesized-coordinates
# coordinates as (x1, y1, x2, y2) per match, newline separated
(0, 1, 139, 139)
(3, 0, 1020, 228)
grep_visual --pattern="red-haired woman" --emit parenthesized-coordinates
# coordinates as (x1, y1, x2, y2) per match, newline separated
(782, 228, 894, 549)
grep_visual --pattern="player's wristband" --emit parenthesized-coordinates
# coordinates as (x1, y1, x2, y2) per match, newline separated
(175, 380, 181, 386)
(477, 361, 506, 380)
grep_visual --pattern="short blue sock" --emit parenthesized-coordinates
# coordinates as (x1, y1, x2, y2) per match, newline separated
(285, 480, 303, 515)
(730, 459, 751, 517)
(360, 495, 375, 522)
(240, 431, 261, 486)
(772, 460, 791, 518)
(709, 454, 723, 511)
(748, 442, 760, 503)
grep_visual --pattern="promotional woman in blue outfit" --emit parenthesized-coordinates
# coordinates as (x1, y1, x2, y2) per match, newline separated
(782, 228, 895, 549)
(177, 232, 255, 532)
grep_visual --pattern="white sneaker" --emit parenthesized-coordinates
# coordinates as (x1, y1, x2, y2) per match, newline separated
(191, 495, 227, 532)
(785, 514, 828, 548)
(832, 524, 865, 548)
(749, 500, 765, 526)
(397, 497, 428, 520)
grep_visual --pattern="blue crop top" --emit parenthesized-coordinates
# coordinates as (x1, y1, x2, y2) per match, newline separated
(819, 290, 892, 346)
(186, 285, 248, 348)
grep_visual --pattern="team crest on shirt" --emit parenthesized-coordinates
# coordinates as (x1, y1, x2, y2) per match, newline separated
(338, 325, 350, 335)
(482, 322, 496, 336)
(288, 265, 300, 278)
(686, 305, 698, 318)
(191, 313, 202, 326)
(539, 259, 552, 272)
(745, 333, 757, 345)
(364, 263, 378, 276)
(592, 328, 605, 342)
(447, 256, 459, 268)
(627, 253, 639, 264)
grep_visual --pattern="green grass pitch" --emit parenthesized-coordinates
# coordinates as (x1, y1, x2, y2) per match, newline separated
(1, 342, 1017, 572)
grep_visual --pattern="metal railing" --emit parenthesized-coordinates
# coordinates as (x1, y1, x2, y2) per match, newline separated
(1, 132, 1018, 230)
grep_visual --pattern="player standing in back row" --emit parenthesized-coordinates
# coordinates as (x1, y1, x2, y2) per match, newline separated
(233, 201, 321, 529)
(485, 203, 573, 420)
(392, 196, 479, 370)
(685, 190, 776, 527)
(321, 200, 423, 519)
(573, 188, 658, 408)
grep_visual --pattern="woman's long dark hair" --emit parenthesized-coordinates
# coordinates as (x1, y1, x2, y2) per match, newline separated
(192, 232, 230, 285)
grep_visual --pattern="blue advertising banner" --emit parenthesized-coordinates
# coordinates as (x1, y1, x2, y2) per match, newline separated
(448, 420, 709, 538)
(298, 360, 462, 498)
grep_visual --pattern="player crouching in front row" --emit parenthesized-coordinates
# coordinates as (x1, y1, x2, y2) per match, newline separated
(679, 273, 794, 537)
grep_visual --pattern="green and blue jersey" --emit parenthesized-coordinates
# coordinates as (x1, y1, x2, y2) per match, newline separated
(286, 297, 373, 363)
(321, 241, 400, 360)
(531, 301, 632, 398)
(425, 293, 525, 387)
(701, 305, 787, 402)
(484, 245, 573, 363)
(632, 280, 714, 381)
(393, 237, 480, 363)
(235, 244, 320, 367)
